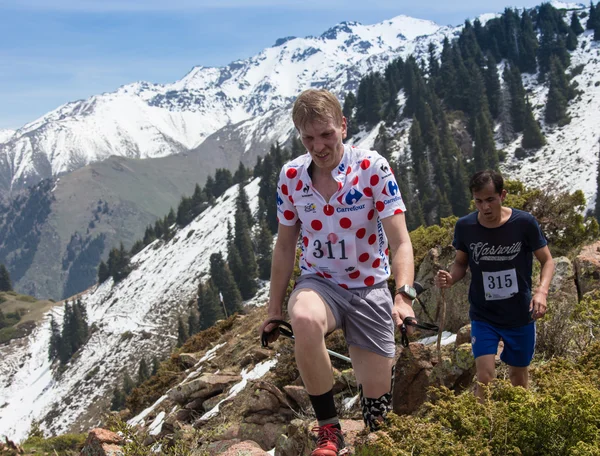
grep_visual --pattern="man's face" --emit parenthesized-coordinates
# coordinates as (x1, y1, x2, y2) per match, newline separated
(298, 116, 347, 171)
(472, 181, 507, 222)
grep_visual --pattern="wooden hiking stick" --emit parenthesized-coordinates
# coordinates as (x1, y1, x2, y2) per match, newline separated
(436, 288, 447, 363)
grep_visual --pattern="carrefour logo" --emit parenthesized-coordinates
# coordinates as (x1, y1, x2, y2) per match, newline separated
(338, 163, 345, 173)
(345, 188, 363, 205)
(382, 181, 399, 197)
(276, 193, 284, 206)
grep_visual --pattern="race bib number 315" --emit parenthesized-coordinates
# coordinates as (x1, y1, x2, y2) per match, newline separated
(482, 268, 519, 301)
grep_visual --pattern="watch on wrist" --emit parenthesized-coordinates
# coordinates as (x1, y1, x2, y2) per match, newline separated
(396, 284, 417, 300)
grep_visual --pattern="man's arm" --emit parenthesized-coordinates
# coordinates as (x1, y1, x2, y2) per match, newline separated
(259, 223, 300, 339)
(382, 213, 416, 328)
(531, 246, 554, 319)
(434, 250, 469, 288)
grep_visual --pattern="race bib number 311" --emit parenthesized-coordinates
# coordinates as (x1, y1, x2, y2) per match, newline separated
(308, 232, 358, 276)
(482, 268, 519, 301)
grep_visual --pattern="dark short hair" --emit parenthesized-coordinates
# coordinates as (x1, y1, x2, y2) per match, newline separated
(469, 170, 504, 195)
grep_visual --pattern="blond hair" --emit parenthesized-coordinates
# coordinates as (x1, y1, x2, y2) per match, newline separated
(292, 89, 343, 131)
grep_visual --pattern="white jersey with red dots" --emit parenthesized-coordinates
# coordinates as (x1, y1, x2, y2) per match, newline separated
(276, 145, 406, 289)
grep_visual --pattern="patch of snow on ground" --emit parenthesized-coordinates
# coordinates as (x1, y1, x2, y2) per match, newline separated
(200, 358, 278, 421)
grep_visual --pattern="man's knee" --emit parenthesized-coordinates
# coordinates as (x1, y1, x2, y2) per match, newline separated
(508, 366, 528, 387)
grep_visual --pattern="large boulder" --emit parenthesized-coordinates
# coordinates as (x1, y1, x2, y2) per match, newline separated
(168, 373, 241, 404)
(415, 245, 472, 333)
(536, 257, 580, 357)
(79, 429, 124, 456)
(392, 341, 476, 415)
(199, 439, 270, 455)
(575, 241, 600, 298)
(207, 381, 295, 450)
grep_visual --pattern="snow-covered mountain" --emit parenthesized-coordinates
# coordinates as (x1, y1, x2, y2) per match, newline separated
(0, 179, 261, 441)
(0, 16, 450, 193)
(0, 130, 14, 144)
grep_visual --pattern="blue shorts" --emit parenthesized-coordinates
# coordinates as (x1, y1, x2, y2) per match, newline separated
(471, 320, 536, 367)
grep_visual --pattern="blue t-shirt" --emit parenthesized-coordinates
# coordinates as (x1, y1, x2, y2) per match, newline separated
(452, 209, 547, 328)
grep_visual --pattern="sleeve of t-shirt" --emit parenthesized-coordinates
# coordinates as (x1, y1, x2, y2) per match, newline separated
(452, 220, 468, 253)
(369, 155, 407, 219)
(525, 214, 547, 251)
(276, 166, 299, 226)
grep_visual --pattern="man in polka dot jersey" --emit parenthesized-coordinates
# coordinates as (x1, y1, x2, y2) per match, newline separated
(259, 89, 415, 455)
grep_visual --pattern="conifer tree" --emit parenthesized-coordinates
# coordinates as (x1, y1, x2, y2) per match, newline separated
(199, 280, 224, 330)
(451, 156, 471, 217)
(571, 11, 584, 35)
(521, 99, 546, 149)
(188, 309, 200, 337)
(151, 356, 160, 376)
(122, 371, 136, 396)
(595, 17, 600, 40)
(233, 211, 258, 299)
(518, 9, 539, 74)
(143, 225, 156, 245)
(233, 162, 249, 185)
(253, 156, 263, 179)
(177, 317, 189, 347)
(59, 303, 73, 364)
(545, 58, 571, 125)
(236, 185, 254, 229)
(130, 240, 144, 256)
(255, 219, 273, 280)
(137, 358, 150, 385)
(504, 64, 527, 133)
(0, 310, 5, 329)
(290, 135, 305, 159)
(427, 42, 440, 89)
(0, 264, 12, 292)
(110, 388, 126, 411)
(484, 54, 501, 119)
(258, 153, 278, 233)
(176, 196, 193, 227)
(473, 112, 499, 171)
(48, 316, 62, 362)
(213, 168, 233, 198)
(209, 252, 243, 315)
(436, 189, 453, 222)
(204, 175, 216, 200)
(566, 29, 578, 51)
(438, 38, 456, 101)
(411, 198, 427, 230)
(166, 208, 176, 226)
(587, 1, 598, 31)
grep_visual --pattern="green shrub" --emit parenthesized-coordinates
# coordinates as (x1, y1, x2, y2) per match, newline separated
(409, 216, 457, 268)
(22, 433, 87, 454)
(356, 344, 600, 456)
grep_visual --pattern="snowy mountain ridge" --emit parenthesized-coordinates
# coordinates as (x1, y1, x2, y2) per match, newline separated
(0, 15, 449, 193)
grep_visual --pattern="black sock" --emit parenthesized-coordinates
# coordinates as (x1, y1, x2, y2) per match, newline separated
(308, 389, 339, 428)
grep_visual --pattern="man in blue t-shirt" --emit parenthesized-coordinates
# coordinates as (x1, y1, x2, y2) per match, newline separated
(435, 170, 554, 400)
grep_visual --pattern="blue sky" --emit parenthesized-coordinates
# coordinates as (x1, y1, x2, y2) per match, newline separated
(0, 0, 542, 130)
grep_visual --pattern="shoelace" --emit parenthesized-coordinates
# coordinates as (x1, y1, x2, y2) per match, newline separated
(400, 316, 440, 347)
(312, 425, 341, 448)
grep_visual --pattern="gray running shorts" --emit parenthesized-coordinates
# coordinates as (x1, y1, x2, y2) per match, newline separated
(293, 274, 395, 358)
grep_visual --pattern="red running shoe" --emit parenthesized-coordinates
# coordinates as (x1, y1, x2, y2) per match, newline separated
(311, 424, 345, 456)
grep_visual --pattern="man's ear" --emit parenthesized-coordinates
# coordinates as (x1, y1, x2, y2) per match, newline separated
(500, 189, 508, 202)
